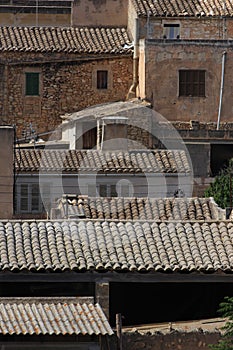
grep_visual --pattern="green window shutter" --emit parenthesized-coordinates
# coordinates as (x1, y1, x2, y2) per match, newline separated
(25, 72, 39, 95)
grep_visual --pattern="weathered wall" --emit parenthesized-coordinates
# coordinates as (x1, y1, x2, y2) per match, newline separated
(0, 127, 14, 219)
(143, 41, 233, 123)
(72, 0, 128, 26)
(0, 13, 71, 27)
(122, 331, 221, 350)
(138, 17, 233, 40)
(0, 52, 132, 137)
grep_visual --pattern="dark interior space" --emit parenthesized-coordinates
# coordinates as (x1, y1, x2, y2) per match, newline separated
(110, 282, 233, 326)
(0, 282, 94, 297)
(210, 143, 233, 176)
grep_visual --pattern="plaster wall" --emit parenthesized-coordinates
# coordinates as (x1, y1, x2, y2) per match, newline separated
(143, 42, 233, 123)
(0, 13, 71, 27)
(72, 0, 127, 26)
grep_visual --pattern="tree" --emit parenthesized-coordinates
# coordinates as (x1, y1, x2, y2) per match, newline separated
(205, 159, 233, 209)
(209, 296, 233, 350)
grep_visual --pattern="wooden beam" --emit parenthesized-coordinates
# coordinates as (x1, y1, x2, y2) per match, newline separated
(0, 271, 233, 283)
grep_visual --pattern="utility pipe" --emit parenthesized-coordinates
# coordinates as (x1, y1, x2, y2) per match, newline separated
(127, 18, 139, 99)
(217, 51, 226, 130)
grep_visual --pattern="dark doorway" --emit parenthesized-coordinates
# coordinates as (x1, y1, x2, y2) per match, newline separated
(210, 144, 233, 176)
(110, 282, 233, 326)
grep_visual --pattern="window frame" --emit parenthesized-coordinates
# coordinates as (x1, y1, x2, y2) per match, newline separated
(96, 70, 108, 90)
(179, 69, 206, 97)
(15, 183, 50, 214)
(92, 66, 112, 91)
(163, 23, 180, 39)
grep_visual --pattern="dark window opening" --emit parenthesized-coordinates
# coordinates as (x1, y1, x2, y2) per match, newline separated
(179, 70, 205, 97)
(210, 144, 233, 176)
(97, 70, 108, 89)
(83, 127, 97, 149)
(98, 184, 117, 197)
(25, 72, 39, 96)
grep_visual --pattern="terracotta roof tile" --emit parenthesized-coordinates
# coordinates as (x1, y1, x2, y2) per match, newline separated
(57, 196, 221, 221)
(132, 0, 233, 17)
(0, 297, 113, 335)
(0, 220, 233, 273)
(15, 149, 190, 173)
(0, 26, 132, 54)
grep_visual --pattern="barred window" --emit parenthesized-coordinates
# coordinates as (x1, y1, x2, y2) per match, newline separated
(179, 70, 205, 97)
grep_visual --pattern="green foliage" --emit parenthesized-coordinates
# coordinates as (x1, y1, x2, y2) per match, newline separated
(209, 296, 233, 350)
(205, 159, 233, 209)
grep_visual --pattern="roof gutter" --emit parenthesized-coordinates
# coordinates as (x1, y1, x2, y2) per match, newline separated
(127, 18, 139, 99)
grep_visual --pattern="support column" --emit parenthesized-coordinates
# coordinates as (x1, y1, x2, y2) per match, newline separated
(95, 282, 109, 320)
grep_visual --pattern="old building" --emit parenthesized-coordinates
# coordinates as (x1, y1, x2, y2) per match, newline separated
(126, 0, 233, 177)
(14, 147, 191, 218)
(0, 0, 73, 27)
(0, 26, 132, 137)
(0, 297, 113, 350)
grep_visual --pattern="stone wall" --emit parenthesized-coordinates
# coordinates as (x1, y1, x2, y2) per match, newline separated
(0, 127, 14, 219)
(140, 17, 233, 40)
(122, 331, 221, 350)
(0, 52, 132, 137)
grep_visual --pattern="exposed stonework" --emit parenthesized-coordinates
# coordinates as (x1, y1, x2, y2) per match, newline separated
(122, 331, 221, 350)
(0, 52, 132, 137)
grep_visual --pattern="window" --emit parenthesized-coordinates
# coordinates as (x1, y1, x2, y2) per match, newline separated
(99, 184, 117, 197)
(25, 72, 40, 96)
(88, 184, 117, 197)
(15, 183, 50, 213)
(97, 70, 108, 89)
(163, 24, 180, 39)
(83, 127, 97, 149)
(179, 70, 205, 97)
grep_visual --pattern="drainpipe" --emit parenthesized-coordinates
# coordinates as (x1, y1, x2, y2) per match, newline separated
(127, 18, 139, 99)
(217, 51, 226, 130)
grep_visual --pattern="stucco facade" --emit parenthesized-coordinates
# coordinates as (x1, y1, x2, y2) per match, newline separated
(72, 0, 128, 27)
(143, 41, 233, 123)
(126, 4, 233, 125)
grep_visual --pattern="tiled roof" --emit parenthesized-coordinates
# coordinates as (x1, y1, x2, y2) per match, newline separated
(132, 0, 233, 17)
(15, 149, 190, 173)
(57, 196, 223, 221)
(0, 297, 113, 335)
(0, 26, 132, 54)
(1, 220, 233, 273)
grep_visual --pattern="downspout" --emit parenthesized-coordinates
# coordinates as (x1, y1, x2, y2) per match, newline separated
(127, 17, 139, 99)
(217, 51, 226, 130)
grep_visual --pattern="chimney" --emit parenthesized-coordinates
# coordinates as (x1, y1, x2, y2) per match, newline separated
(101, 116, 128, 150)
(0, 126, 14, 219)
